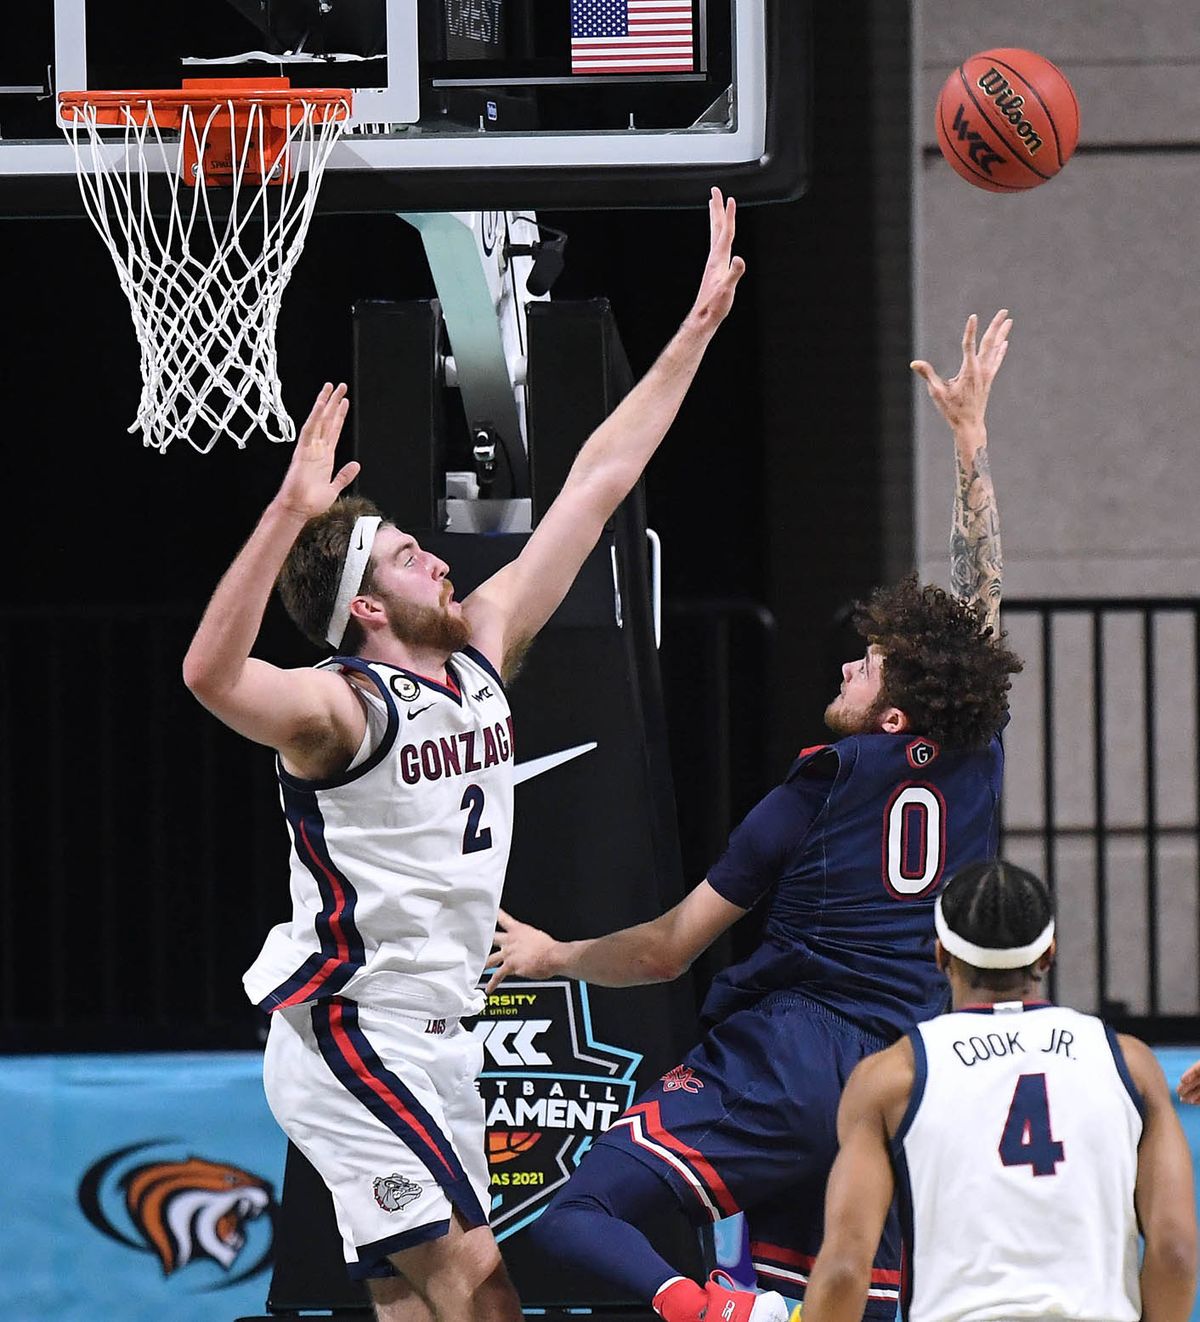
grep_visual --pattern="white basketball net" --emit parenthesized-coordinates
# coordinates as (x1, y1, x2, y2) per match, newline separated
(61, 95, 350, 453)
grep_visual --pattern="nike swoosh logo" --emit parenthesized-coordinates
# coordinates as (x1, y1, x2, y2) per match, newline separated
(513, 742, 598, 786)
(407, 704, 435, 721)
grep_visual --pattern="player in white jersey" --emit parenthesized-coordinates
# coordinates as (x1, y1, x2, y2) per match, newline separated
(183, 189, 745, 1322)
(800, 859, 1197, 1322)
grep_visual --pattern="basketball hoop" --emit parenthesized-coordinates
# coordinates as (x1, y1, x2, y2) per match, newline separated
(58, 79, 352, 454)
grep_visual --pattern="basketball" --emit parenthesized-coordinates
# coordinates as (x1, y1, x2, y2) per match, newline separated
(935, 48, 1080, 192)
(487, 1130, 543, 1165)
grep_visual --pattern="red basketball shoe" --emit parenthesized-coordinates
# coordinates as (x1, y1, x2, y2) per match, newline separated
(702, 1271, 790, 1322)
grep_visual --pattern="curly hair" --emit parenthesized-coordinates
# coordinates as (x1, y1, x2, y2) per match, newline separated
(853, 574, 1022, 749)
(277, 496, 385, 652)
(939, 859, 1053, 991)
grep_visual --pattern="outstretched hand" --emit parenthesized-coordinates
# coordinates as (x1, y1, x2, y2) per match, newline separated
(685, 187, 747, 334)
(485, 909, 559, 994)
(911, 309, 1012, 435)
(1179, 1059, 1200, 1104)
(276, 383, 359, 519)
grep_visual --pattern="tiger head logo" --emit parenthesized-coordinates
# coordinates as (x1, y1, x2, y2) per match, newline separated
(120, 1156, 272, 1275)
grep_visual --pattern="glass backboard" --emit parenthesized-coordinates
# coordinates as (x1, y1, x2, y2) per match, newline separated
(0, 0, 807, 215)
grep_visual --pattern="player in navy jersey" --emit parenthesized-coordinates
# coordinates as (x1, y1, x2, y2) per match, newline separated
(183, 191, 745, 1322)
(801, 860, 1196, 1322)
(488, 310, 1023, 1322)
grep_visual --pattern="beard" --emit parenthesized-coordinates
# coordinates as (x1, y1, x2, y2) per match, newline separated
(381, 588, 471, 655)
(824, 692, 891, 738)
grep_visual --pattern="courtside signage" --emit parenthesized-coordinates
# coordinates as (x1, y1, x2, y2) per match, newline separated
(467, 979, 642, 1240)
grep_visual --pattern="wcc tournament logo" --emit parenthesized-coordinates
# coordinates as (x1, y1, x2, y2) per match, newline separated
(467, 979, 641, 1241)
(78, 1141, 276, 1290)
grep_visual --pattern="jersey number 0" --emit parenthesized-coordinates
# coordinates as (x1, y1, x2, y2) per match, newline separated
(883, 783, 946, 897)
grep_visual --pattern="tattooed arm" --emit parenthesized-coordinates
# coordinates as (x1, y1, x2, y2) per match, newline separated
(911, 309, 1012, 634)
(950, 428, 1003, 632)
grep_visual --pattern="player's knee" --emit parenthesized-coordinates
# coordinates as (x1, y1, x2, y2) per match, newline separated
(367, 1273, 432, 1322)
(424, 1249, 514, 1322)
(432, 1233, 503, 1298)
(422, 1270, 481, 1320)
(531, 1166, 624, 1255)
(527, 1196, 583, 1257)
(471, 1258, 522, 1322)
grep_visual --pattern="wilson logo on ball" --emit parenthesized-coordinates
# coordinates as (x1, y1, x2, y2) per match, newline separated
(976, 68, 1045, 156)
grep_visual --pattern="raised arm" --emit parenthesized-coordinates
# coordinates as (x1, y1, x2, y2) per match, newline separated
(1122, 1035, 1198, 1322)
(464, 188, 746, 677)
(182, 385, 367, 772)
(485, 879, 746, 992)
(911, 309, 1012, 635)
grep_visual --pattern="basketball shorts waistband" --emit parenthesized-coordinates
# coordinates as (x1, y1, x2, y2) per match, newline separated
(325, 996, 466, 1035)
(753, 991, 892, 1051)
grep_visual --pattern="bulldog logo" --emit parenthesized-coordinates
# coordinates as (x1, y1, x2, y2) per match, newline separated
(373, 1173, 423, 1212)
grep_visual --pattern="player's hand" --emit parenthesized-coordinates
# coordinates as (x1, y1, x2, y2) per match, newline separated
(1178, 1058, 1200, 1104)
(684, 187, 747, 336)
(486, 909, 560, 993)
(275, 383, 359, 519)
(911, 309, 1012, 435)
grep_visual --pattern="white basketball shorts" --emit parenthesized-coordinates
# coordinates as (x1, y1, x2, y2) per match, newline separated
(263, 995, 491, 1279)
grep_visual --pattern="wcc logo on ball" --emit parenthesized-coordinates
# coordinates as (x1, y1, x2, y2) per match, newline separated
(467, 979, 641, 1240)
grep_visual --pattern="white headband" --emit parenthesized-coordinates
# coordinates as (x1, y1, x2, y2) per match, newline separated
(934, 893, 1055, 970)
(325, 515, 382, 649)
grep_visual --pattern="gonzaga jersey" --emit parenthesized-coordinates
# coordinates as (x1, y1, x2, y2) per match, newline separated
(243, 647, 514, 1020)
(896, 1004, 1143, 1322)
(704, 729, 1004, 1039)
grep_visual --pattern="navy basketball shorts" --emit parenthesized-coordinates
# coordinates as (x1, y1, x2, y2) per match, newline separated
(592, 992, 902, 1317)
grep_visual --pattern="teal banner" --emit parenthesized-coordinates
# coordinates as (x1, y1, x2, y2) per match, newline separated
(3, 1046, 1200, 1319)
(0, 1052, 284, 1322)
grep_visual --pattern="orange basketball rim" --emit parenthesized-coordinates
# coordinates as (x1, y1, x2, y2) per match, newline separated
(59, 78, 353, 187)
(55, 79, 353, 453)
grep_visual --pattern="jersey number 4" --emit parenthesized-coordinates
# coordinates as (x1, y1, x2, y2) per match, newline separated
(883, 783, 946, 898)
(461, 785, 493, 853)
(999, 1072, 1065, 1176)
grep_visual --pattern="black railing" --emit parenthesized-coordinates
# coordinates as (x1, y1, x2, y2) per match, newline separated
(1000, 598, 1200, 1040)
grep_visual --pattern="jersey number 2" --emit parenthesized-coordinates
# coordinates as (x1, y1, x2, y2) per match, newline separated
(883, 784, 945, 897)
(461, 785, 493, 854)
(998, 1072, 1064, 1176)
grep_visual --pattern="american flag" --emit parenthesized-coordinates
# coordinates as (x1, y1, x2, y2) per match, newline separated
(570, 0, 695, 75)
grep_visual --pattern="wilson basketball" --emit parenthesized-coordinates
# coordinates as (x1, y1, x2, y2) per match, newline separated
(935, 48, 1080, 192)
